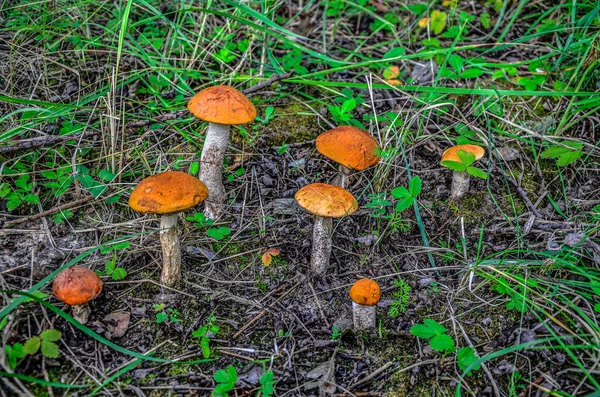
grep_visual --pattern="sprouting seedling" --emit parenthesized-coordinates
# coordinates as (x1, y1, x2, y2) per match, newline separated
(259, 368, 276, 397)
(391, 176, 422, 212)
(206, 226, 231, 241)
(212, 365, 237, 397)
(5, 329, 62, 369)
(410, 319, 455, 353)
(540, 140, 583, 166)
(153, 304, 181, 324)
(192, 315, 219, 359)
(441, 145, 487, 199)
(457, 347, 481, 375)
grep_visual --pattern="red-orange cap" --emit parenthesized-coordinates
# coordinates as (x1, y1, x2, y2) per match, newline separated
(187, 85, 256, 125)
(53, 267, 102, 306)
(294, 183, 358, 218)
(129, 171, 208, 214)
(441, 144, 485, 163)
(349, 278, 381, 306)
(316, 126, 379, 170)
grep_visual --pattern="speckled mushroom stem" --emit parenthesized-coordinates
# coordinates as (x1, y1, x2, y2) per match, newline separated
(199, 123, 230, 220)
(311, 216, 333, 275)
(72, 304, 91, 324)
(336, 165, 353, 189)
(352, 301, 376, 330)
(450, 171, 470, 199)
(160, 213, 180, 285)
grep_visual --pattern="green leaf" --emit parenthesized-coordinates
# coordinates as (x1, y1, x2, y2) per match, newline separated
(391, 186, 410, 198)
(111, 267, 127, 281)
(467, 167, 488, 180)
(206, 227, 231, 241)
(201, 337, 211, 359)
(410, 319, 446, 339)
(41, 340, 60, 358)
(448, 55, 464, 72)
(340, 98, 357, 114)
(22, 193, 40, 205)
(22, 291, 49, 304)
(6, 343, 25, 369)
(156, 312, 168, 323)
(408, 176, 422, 197)
(460, 68, 484, 79)
(441, 160, 467, 172)
(98, 169, 116, 182)
(456, 150, 475, 167)
(594, 303, 600, 313)
(383, 47, 405, 60)
(430, 333, 455, 352)
(540, 146, 570, 159)
(556, 150, 582, 166)
(395, 196, 414, 212)
(214, 365, 237, 385)
(105, 260, 115, 275)
(260, 370, 275, 397)
(40, 329, 61, 342)
(457, 347, 481, 373)
(189, 162, 200, 175)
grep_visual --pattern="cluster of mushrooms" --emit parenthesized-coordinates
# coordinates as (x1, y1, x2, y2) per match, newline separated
(51, 85, 486, 329)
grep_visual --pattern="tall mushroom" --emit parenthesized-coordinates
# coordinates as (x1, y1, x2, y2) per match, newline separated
(316, 126, 379, 188)
(295, 183, 358, 275)
(187, 85, 256, 219)
(53, 267, 102, 324)
(441, 144, 485, 199)
(349, 278, 381, 330)
(129, 171, 208, 285)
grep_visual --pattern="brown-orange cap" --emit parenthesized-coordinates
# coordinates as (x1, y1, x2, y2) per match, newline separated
(441, 144, 485, 164)
(294, 183, 358, 218)
(316, 126, 379, 170)
(53, 267, 103, 306)
(187, 85, 256, 125)
(129, 171, 208, 214)
(349, 278, 381, 306)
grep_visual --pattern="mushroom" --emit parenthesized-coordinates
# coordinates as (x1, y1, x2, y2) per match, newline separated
(129, 171, 208, 285)
(294, 183, 358, 275)
(349, 278, 380, 330)
(441, 144, 485, 199)
(316, 126, 379, 188)
(187, 86, 256, 219)
(52, 267, 102, 324)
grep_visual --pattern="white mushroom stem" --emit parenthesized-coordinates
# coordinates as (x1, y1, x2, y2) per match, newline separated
(72, 303, 91, 324)
(336, 165, 353, 189)
(311, 216, 333, 275)
(199, 122, 230, 220)
(352, 301, 376, 330)
(450, 171, 470, 199)
(160, 213, 180, 285)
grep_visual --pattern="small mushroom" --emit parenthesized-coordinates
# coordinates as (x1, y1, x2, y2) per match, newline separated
(349, 278, 380, 330)
(187, 86, 256, 219)
(441, 144, 485, 199)
(295, 183, 358, 275)
(129, 171, 208, 285)
(53, 267, 102, 324)
(316, 126, 379, 188)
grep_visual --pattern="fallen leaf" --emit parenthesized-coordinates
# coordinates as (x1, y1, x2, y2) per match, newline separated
(103, 312, 130, 339)
(262, 252, 273, 266)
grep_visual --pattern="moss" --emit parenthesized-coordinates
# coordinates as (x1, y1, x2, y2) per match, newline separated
(231, 102, 320, 146)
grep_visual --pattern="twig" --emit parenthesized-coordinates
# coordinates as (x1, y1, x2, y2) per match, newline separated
(242, 71, 294, 95)
(349, 361, 395, 390)
(308, 282, 330, 328)
(3, 196, 94, 227)
(501, 171, 543, 218)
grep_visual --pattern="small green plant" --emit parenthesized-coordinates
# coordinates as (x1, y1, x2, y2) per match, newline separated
(330, 325, 342, 341)
(410, 319, 455, 353)
(206, 227, 231, 241)
(212, 365, 237, 397)
(491, 275, 538, 313)
(255, 106, 275, 125)
(259, 368, 276, 397)
(329, 89, 364, 128)
(5, 329, 62, 369)
(0, 174, 39, 211)
(153, 304, 181, 324)
(186, 212, 215, 228)
(96, 241, 129, 280)
(388, 278, 411, 318)
(192, 315, 219, 359)
(456, 347, 481, 375)
(540, 140, 583, 166)
(391, 176, 422, 212)
(441, 150, 488, 179)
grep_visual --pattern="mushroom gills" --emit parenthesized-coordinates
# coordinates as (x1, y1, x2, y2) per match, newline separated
(160, 213, 181, 285)
(311, 216, 333, 274)
(352, 301, 376, 330)
(199, 122, 231, 219)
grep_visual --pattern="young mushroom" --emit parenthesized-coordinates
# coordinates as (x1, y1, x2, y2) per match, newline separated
(295, 183, 358, 275)
(316, 126, 379, 188)
(441, 144, 486, 200)
(129, 171, 208, 285)
(52, 267, 103, 324)
(187, 86, 256, 219)
(349, 278, 380, 330)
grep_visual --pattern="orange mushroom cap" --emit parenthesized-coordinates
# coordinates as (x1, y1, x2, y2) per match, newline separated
(187, 85, 256, 125)
(53, 267, 102, 306)
(294, 183, 358, 218)
(441, 144, 485, 164)
(128, 171, 208, 215)
(316, 126, 379, 170)
(349, 278, 381, 306)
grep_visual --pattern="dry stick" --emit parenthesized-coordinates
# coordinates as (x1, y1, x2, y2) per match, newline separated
(3, 196, 94, 227)
(349, 361, 395, 390)
(233, 283, 299, 340)
(1, 72, 295, 154)
(308, 282, 330, 329)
